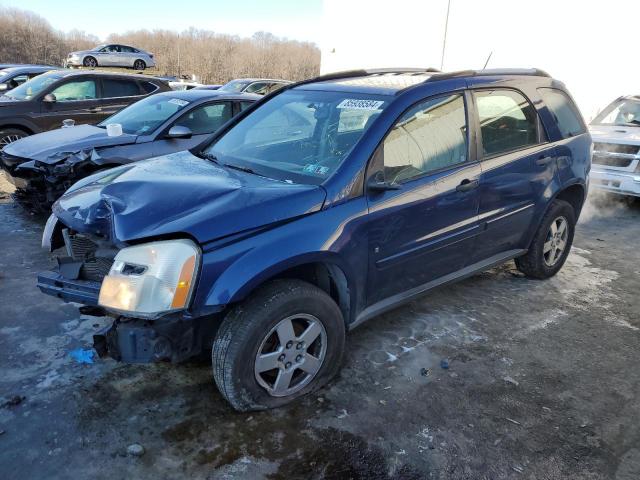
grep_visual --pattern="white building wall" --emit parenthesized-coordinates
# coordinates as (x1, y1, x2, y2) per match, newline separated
(321, 0, 640, 120)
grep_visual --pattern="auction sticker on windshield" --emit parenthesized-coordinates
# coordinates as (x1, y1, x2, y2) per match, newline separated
(168, 98, 189, 107)
(337, 99, 385, 110)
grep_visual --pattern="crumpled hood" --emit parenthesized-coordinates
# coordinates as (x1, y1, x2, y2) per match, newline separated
(52, 151, 326, 245)
(3, 125, 137, 163)
(589, 125, 640, 145)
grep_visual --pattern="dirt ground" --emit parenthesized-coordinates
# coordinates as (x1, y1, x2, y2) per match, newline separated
(0, 171, 639, 480)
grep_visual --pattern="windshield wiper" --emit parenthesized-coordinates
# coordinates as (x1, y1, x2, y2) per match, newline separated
(223, 163, 263, 176)
(198, 152, 220, 164)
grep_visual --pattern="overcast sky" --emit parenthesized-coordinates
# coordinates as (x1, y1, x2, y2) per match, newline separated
(0, 0, 323, 43)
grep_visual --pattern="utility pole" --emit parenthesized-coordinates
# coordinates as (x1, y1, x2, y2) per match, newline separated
(440, 0, 451, 71)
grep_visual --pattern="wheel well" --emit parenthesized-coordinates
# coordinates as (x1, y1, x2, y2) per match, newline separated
(0, 124, 33, 135)
(555, 184, 586, 217)
(268, 262, 351, 326)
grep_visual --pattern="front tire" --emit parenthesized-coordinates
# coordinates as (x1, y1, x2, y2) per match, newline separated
(0, 128, 29, 147)
(133, 59, 146, 70)
(516, 199, 576, 279)
(83, 56, 97, 68)
(212, 279, 345, 411)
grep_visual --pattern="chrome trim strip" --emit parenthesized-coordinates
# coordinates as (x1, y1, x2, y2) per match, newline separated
(485, 203, 534, 225)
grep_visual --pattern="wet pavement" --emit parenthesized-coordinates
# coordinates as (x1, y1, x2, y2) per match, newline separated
(1, 174, 639, 479)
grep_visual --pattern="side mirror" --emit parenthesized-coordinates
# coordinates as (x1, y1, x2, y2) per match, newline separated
(166, 125, 192, 139)
(43, 93, 57, 103)
(367, 171, 401, 192)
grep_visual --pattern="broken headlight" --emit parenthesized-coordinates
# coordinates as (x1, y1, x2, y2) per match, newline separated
(98, 239, 200, 318)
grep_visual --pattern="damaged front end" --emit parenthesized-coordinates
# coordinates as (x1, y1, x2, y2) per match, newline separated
(5, 149, 107, 212)
(38, 215, 221, 364)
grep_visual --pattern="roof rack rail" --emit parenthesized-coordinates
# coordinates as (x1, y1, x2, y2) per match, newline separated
(427, 68, 551, 82)
(290, 67, 441, 87)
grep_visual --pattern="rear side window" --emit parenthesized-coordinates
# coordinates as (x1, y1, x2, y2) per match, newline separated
(102, 79, 141, 98)
(538, 88, 585, 139)
(475, 89, 538, 157)
(382, 93, 468, 183)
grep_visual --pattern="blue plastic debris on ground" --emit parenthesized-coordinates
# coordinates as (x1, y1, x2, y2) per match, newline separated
(440, 359, 449, 369)
(69, 348, 95, 364)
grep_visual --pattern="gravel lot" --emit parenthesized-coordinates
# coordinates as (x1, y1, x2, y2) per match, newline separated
(1, 172, 639, 480)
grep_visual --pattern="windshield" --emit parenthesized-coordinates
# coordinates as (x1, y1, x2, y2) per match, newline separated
(98, 95, 191, 135)
(204, 89, 390, 184)
(5, 73, 62, 100)
(592, 98, 640, 127)
(219, 80, 252, 92)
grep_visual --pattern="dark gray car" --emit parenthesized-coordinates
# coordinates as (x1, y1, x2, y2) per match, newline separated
(0, 66, 59, 94)
(0, 89, 259, 209)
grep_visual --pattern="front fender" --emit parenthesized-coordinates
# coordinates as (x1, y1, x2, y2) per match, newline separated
(191, 197, 370, 322)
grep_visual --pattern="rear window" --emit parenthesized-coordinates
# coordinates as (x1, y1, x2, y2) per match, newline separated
(538, 88, 585, 139)
(102, 79, 141, 98)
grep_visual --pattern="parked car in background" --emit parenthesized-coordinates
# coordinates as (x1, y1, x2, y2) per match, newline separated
(37, 68, 590, 411)
(1, 89, 258, 209)
(66, 44, 155, 70)
(218, 78, 291, 95)
(0, 70, 169, 147)
(0, 65, 59, 94)
(169, 80, 203, 91)
(194, 85, 222, 91)
(589, 95, 640, 198)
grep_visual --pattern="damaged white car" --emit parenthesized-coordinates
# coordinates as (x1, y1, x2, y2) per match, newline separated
(589, 96, 640, 198)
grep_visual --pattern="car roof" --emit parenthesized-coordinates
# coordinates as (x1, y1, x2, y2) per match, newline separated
(228, 78, 292, 84)
(295, 68, 553, 95)
(37, 69, 166, 82)
(155, 89, 261, 102)
(1, 66, 60, 74)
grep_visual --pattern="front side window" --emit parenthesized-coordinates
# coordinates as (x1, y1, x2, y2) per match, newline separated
(592, 97, 640, 127)
(382, 94, 468, 183)
(98, 95, 191, 135)
(204, 90, 391, 184)
(538, 88, 585, 139)
(175, 102, 232, 135)
(239, 101, 253, 111)
(4, 72, 63, 100)
(475, 89, 538, 157)
(50, 80, 97, 101)
(102, 79, 141, 98)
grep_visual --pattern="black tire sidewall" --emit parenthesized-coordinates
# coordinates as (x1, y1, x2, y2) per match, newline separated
(217, 281, 345, 410)
(84, 56, 96, 67)
(531, 200, 576, 277)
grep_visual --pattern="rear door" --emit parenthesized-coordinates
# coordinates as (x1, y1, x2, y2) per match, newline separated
(39, 77, 101, 130)
(366, 92, 482, 305)
(152, 101, 234, 156)
(471, 87, 559, 261)
(99, 77, 145, 119)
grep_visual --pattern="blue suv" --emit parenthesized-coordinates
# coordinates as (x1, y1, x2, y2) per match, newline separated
(38, 68, 591, 410)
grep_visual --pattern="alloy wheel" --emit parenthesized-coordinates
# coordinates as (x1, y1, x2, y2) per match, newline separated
(0, 134, 25, 147)
(543, 216, 569, 267)
(254, 313, 327, 397)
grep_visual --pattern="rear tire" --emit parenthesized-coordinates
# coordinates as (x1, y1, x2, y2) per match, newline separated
(83, 56, 97, 68)
(133, 59, 146, 70)
(515, 199, 575, 279)
(212, 279, 345, 411)
(0, 128, 29, 148)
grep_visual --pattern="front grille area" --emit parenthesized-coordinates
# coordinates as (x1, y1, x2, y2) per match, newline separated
(593, 142, 640, 155)
(67, 233, 116, 282)
(592, 153, 635, 168)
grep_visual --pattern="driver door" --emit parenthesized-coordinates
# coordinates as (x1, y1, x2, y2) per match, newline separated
(366, 92, 481, 305)
(38, 79, 101, 130)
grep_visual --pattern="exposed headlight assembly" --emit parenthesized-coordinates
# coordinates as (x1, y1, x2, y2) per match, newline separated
(99, 239, 200, 318)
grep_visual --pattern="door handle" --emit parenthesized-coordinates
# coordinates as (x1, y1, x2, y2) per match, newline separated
(536, 155, 554, 166)
(456, 178, 479, 192)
